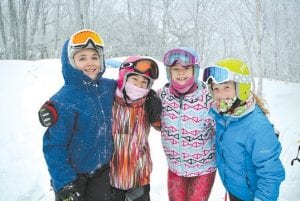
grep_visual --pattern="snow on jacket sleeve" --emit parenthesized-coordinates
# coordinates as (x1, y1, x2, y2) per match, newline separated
(43, 100, 78, 192)
(246, 123, 285, 201)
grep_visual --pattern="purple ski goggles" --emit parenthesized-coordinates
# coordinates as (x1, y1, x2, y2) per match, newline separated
(163, 48, 199, 67)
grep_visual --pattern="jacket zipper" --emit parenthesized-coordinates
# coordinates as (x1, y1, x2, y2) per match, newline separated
(179, 95, 184, 171)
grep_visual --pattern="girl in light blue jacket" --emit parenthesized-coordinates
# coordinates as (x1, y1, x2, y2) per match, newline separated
(203, 58, 285, 201)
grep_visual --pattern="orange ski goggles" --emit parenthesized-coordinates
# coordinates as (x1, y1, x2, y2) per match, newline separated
(70, 29, 104, 48)
(120, 59, 159, 79)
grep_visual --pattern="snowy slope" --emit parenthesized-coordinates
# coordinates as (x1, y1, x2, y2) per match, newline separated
(0, 59, 299, 201)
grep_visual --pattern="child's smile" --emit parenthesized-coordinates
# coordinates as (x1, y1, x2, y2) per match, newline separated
(170, 64, 194, 85)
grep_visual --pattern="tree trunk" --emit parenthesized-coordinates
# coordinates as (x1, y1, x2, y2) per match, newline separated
(0, 1, 7, 58)
(161, 0, 169, 52)
(40, 1, 48, 59)
(282, 1, 293, 81)
(7, 0, 19, 59)
(255, 0, 263, 96)
(193, 0, 200, 55)
(74, 0, 84, 29)
(126, 0, 135, 48)
(146, 0, 152, 55)
(28, 0, 41, 59)
(273, 2, 279, 79)
(83, 0, 90, 28)
(54, 0, 61, 56)
(19, 0, 30, 59)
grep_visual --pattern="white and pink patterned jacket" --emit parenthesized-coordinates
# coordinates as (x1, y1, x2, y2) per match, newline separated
(158, 82, 216, 177)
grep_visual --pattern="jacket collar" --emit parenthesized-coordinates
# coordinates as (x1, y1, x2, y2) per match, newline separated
(210, 103, 256, 124)
(114, 95, 146, 107)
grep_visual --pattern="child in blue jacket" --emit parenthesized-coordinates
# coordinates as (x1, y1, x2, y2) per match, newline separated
(203, 58, 285, 201)
(41, 29, 116, 201)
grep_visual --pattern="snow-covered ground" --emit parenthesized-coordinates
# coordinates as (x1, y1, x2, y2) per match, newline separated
(0, 59, 299, 201)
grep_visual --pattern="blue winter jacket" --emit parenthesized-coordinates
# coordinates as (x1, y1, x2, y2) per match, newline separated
(43, 40, 116, 192)
(210, 105, 285, 201)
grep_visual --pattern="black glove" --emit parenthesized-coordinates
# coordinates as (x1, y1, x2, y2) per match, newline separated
(55, 182, 81, 201)
(145, 89, 162, 123)
(38, 101, 58, 127)
(55, 175, 88, 201)
(291, 145, 300, 166)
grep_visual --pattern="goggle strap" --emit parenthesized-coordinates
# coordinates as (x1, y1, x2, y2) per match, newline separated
(71, 39, 103, 49)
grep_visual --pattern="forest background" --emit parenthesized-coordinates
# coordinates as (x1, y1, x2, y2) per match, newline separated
(1, 1, 300, 200)
(0, 0, 299, 92)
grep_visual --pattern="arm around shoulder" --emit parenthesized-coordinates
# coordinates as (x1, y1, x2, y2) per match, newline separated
(145, 89, 162, 126)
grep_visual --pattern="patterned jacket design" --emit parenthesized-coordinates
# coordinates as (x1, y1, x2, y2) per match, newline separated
(110, 96, 152, 190)
(158, 82, 216, 177)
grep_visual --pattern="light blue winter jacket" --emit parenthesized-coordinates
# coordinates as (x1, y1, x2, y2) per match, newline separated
(210, 105, 285, 201)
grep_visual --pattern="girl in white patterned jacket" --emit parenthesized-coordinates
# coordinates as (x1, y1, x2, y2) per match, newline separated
(158, 47, 216, 201)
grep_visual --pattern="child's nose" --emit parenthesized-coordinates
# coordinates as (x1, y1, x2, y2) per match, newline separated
(137, 83, 144, 88)
(133, 82, 142, 88)
(177, 69, 185, 75)
(87, 59, 95, 65)
(216, 94, 228, 100)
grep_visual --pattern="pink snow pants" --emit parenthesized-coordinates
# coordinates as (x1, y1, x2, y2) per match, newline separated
(168, 170, 216, 201)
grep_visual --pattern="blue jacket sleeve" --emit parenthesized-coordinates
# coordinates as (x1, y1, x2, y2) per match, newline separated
(246, 124, 285, 201)
(43, 100, 78, 192)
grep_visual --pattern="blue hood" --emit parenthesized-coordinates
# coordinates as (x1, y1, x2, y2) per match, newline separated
(61, 40, 104, 86)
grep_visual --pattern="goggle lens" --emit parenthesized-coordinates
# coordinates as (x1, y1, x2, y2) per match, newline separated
(203, 66, 230, 84)
(70, 30, 104, 48)
(203, 66, 251, 84)
(120, 59, 158, 79)
(163, 49, 198, 67)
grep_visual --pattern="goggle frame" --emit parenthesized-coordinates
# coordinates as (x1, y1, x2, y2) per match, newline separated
(120, 59, 159, 79)
(70, 30, 104, 49)
(203, 65, 251, 84)
(163, 48, 199, 67)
